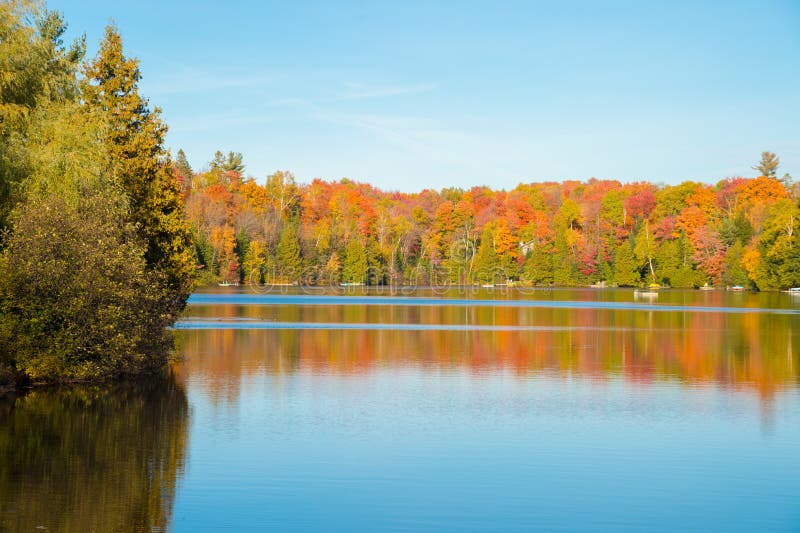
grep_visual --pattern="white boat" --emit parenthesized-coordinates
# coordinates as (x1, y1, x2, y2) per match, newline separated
(634, 289, 658, 299)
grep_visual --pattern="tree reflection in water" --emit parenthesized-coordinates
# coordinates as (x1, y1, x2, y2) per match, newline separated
(0, 373, 189, 532)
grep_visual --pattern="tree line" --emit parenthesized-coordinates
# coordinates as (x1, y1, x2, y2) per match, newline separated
(0, 1, 194, 386)
(180, 150, 798, 291)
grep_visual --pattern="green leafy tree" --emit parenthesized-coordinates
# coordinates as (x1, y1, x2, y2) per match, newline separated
(0, 2, 84, 229)
(634, 221, 658, 283)
(753, 199, 800, 290)
(0, 191, 175, 382)
(722, 241, 750, 287)
(242, 239, 273, 284)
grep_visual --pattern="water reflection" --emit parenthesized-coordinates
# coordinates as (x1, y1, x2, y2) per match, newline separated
(0, 374, 189, 532)
(176, 296, 800, 406)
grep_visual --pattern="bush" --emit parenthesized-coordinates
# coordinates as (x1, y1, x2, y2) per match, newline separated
(0, 192, 177, 383)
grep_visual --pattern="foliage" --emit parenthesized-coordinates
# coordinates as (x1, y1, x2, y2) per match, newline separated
(613, 242, 639, 287)
(0, 193, 175, 382)
(0, 11, 195, 386)
(82, 25, 194, 303)
(181, 153, 800, 292)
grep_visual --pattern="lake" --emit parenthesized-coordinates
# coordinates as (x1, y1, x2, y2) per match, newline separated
(2, 287, 799, 531)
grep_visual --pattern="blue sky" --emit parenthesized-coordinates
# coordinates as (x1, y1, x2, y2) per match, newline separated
(53, 0, 800, 192)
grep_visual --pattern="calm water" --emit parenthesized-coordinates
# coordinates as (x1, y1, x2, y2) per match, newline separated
(2, 288, 799, 531)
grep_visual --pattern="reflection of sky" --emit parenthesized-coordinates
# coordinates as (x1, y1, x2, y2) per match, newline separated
(168, 291, 800, 530)
(172, 369, 800, 531)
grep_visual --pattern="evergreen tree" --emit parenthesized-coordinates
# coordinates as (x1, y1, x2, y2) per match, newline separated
(613, 242, 640, 287)
(719, 212, 752, 247)
(753, 151, 780, 178)
(175, 149, 193, 189)
(722, 240, 749, 287)
(553, 228, 576, 286)
(275, 223, 302, 282)
(523, 244, 554, 285)
(211, 150, 245, 174)
(82, 25, 195, 308)
(655, 237, 695, 287)
(473, 225, 499, 283)
(342, 240, 368, 284)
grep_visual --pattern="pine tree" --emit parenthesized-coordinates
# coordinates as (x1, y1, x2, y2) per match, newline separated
(613, 242, 640, 287)
(753, 151, 780, 178)
(473, 225, 499, 283)
(275, 223, 302, 282)
(175, 149, 193, 190)
(552, 228, 576, 286)
(82, 25, 194, 307)
(523, 244, 554, 285)
(342, 240, 368, 284)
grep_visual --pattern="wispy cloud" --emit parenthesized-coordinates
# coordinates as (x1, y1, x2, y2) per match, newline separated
(168, 111, 274, 132)
(337, 81, 438, 100)
(140, 65, 279, 96)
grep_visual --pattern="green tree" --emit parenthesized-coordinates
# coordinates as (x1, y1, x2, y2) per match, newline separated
(552, 228, 577, 286)
(175, 149, 193, 189)
(242, 239, 273, 285)
(722, 240, 749, 287)
(754, 199, 800, 290)
(613, 241, 640, 286)
(655, 236, 695, 288)
(753, 151, 780, 178)
(633, 221, 657, 283)
(523, 244, 554, 285)
(473, 225, 499, 283)
(83, 25, 194, 307)
(211, 150, 245, 174)
(342, 240, 368, 284)
(275, 223, 302, 282)
(0, 191, 175, 382)
(0, 2, 84, 229)
(718, 212, 752, 247)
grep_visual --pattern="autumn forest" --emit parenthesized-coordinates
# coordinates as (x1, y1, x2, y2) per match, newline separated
(180, 149, 799, 291)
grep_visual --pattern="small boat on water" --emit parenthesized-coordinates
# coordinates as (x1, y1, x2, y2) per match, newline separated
(481, 283, 495, 288)
(785, 287, 800, 294)
(634, 289, 659, 299)
(699, 283, 714, 291)
(728, 285, 746, 292)
(218, 280, 239, 287)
